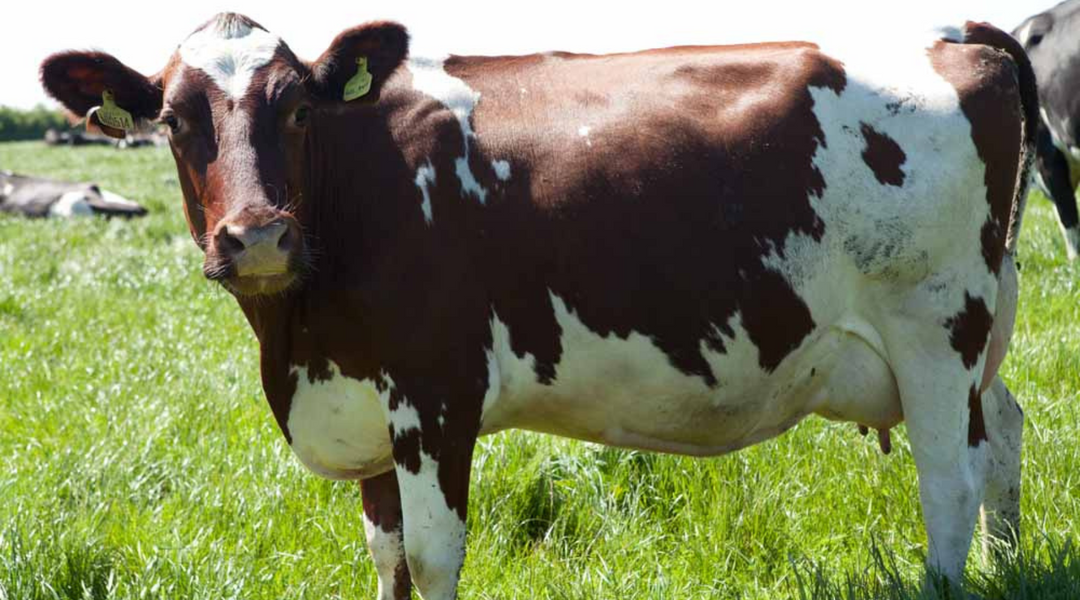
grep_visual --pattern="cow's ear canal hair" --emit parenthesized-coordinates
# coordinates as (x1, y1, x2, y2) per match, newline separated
(39, 51, 163, 124)
(307, 21, 409, 104)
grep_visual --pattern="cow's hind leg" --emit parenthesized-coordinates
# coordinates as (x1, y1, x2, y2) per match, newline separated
(360, 470, 412, 600)
(980, 376, 1023, 556)
(885, 315, 993, 583)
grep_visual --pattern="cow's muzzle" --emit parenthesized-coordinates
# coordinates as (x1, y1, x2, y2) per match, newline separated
(206, 213, 303, 296)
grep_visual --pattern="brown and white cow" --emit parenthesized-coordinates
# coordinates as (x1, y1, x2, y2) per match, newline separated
(42, 15, 1034, 598)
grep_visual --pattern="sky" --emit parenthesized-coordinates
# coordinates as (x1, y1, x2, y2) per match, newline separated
(0, 0, 1053, 110)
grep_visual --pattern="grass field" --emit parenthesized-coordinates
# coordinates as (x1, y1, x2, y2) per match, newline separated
(0, 140, 1078, 599)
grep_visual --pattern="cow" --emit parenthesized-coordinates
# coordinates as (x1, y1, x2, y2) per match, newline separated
(1015, 0, 1080, 260)
(0, 170, 146, 218)
(43, 128, 113, 147)
(41, 15, 1034, 598)
(44, 127, 169, 148)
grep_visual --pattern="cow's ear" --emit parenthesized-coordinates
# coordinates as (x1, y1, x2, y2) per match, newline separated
(40, 51, 162, 138)
(308, 22, 408, 104)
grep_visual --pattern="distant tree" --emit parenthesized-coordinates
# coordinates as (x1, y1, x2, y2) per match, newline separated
(0, 105, 73, 142)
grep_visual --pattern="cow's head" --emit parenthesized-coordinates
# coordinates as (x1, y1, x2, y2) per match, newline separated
(41, 13, 408, 296)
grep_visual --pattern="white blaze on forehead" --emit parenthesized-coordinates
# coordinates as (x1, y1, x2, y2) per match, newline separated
(179, 20, 281, 99)
(408, 56, 490, 204)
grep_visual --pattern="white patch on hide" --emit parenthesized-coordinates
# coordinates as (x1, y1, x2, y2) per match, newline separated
(99, 189, 141, 209)
(415, 160, 437, 224)
(396, 450, 467, 597)
(578, 125, 593, 147)
(287, 361, 394, 480)
(492, 159, 511, 182)
(50, 191, 94, 217)
(408, 57, 489, 204)
(1062, 224, 1080, 261)
(363, 512, 405, 600)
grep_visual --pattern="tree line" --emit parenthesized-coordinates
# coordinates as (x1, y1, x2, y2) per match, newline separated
(0, 106, 73, 142)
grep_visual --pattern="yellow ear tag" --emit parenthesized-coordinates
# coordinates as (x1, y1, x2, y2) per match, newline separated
(95, 90, 135, 132)
(343, 56, 373, 102)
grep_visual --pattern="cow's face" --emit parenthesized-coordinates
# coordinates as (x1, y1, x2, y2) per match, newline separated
(41, 13, 408, 297)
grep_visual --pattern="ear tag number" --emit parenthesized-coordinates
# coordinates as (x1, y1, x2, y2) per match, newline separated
(343, 56, 373, 102)
(96, 90, 135, 131)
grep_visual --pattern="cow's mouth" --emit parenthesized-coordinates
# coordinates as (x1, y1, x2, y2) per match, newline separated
(224, 272, 299, 297)
(204, 258, 301, 297)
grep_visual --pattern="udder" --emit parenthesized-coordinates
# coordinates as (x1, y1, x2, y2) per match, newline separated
(286, 362, 395, 480)
(810, 322, 904, 431)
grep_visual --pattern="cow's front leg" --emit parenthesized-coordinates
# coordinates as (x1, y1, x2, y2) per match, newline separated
(360, 470, 411, 600)
(385, 389, 478, 600)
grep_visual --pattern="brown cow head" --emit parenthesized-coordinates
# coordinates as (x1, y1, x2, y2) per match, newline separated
(41, 13, 408, 296)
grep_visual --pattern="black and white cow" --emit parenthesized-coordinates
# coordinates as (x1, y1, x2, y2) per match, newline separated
(0, 171, 146, 218)
(1015, 0, 1080, 259)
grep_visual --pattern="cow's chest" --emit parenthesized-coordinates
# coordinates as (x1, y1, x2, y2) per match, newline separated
(285, 362, 395, 480)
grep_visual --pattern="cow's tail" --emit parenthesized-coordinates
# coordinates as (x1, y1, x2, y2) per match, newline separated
(953, 22, 1039, 255)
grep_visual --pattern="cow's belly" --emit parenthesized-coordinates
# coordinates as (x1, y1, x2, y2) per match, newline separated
(281, 307, 904, 478)
(481, 294, 903, 455)
(286, 362, 395, 480)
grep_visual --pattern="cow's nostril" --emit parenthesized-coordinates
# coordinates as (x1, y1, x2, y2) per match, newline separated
(277, 227, 293, 251)
(218, 228, 246, 256)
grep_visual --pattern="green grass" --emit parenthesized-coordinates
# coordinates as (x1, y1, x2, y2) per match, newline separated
(0, 140, 1078, 599)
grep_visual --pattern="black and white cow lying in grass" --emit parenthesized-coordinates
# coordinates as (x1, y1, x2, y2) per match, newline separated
(0, 171, 146, 218)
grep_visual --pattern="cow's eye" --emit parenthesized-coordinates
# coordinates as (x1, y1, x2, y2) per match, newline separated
(293, 105, 311, 127)
(161, 113, 182, 134)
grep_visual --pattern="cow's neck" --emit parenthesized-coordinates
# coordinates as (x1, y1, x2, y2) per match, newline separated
(301, 106, 410, 277)
(238, 295, 298, 438)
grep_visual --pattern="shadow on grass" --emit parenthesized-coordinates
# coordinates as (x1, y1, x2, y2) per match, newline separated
(0, 529, 120, 600)
(788, 536, 1078, 600)
(2, 526, 1076, 599)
